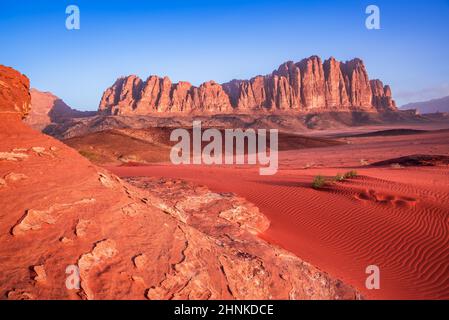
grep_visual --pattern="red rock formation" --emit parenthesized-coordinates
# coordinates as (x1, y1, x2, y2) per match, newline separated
(297, 56, 326, 109)
(324, 57, 350, 108)
(99, 56, 397, 115)
(0, 65, 31, 118)
(370, 79, 397, 111)
(101, 76, 232, 115)
(24, 89, 95, 130)
(1, 64, 360, 300)
(341, 58, 374, 108)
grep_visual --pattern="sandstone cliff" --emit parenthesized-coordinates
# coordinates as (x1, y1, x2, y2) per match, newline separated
(0, 64, 360, 300)
(99, 56, 396, 115)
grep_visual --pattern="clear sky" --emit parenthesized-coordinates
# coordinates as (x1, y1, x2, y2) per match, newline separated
(0, 0, 448, 110)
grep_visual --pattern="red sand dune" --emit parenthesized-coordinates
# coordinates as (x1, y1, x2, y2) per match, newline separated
(108, 129, 449, 300)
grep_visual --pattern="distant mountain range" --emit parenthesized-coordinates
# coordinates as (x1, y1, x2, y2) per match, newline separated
(24, 89, 95, 130)
(401, 96, 449, 114)
(99, 56, 397, 115)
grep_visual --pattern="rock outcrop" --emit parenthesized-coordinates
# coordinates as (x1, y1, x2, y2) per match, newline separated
(0, 64, 360, 300)
(24, 89, 95, 131)
(0, 65, 31, 118)
(101, 75, 232, 115)
(99, 56, 396, 115)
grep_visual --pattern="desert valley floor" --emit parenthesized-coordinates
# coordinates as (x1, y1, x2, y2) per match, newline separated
(107, 125, 449, 300)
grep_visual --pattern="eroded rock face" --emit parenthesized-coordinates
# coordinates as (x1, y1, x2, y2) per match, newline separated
(101, 76, 233, 115)
(99, 56, 397, 115)
(0, 65, 31, 118)
(341, 58, 373, 108)
(370, 79, 396, 111)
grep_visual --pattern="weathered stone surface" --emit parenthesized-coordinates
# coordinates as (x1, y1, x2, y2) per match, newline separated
(0, 152, 28, 161)
(133, 254, 147, 270)
(32, 265, 47, 283)
(11, 198, 96, 235)
(4, 172, 28, 182)
(0, 65, 31, 118)
(78, 239, 118, 299)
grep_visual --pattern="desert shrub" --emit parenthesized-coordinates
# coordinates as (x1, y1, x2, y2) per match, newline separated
(334, 173, 345, 182)
(79, 150, 101, 162)
(344, 170, 358, 179)
(312, 175, 326, 189)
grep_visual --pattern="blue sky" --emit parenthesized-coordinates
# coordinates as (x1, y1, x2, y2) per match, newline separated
(0, 0, 448, 110)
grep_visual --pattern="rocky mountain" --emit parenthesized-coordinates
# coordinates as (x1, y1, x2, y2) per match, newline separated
(24, 89, 95, 131)
(99, 56, 396, 115)
(0, 64, 360, 300)
(401, 95, 449, 114)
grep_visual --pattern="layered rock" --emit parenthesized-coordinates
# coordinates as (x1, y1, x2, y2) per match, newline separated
(1, 64, 360, 300)
(99, 56, 397, 115)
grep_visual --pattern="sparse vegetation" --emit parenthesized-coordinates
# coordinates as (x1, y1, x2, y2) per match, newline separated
(334, 173, 345, 182)
(312, 171, 358, 189)
(312, 175, 327, 189)
(343, 170, 358, 179)
(79, 150, 102, 162)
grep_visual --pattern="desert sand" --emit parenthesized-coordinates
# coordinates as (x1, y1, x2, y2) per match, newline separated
(109, 127, 449, 300)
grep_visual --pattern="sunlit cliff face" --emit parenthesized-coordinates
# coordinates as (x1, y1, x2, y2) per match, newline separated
(0, 65, 31, 118)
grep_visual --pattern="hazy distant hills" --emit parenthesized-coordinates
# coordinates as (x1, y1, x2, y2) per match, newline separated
(24, 89, 96, 130)
(401, 96, 449, 114)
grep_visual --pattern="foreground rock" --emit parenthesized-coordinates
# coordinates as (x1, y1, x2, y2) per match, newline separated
(0, 64, 360, 299)
(0, 65, 31, 117)
(99, 56, 396, 115)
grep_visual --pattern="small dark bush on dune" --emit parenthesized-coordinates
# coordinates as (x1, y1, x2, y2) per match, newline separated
(343, 170, 358, 179)
(312, 175, 327, 189)
(334, 173, 345, 182)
